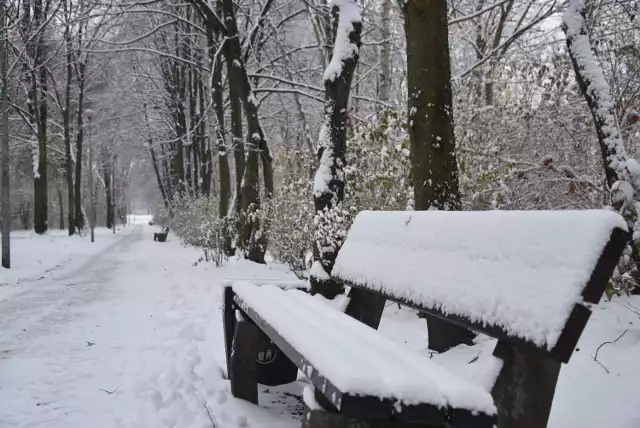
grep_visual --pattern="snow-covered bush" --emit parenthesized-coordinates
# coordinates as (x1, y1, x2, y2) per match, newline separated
(169, 196, 231, 266)
(266, 111, 413, 276)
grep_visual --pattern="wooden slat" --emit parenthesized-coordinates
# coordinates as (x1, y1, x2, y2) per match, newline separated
(234, 294, 396, 420)
(582, 227, 628, 303)
(340, 227, 626, 363)
(342, 282, 583, 363)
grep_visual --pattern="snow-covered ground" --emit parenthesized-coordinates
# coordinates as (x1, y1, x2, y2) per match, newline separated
(0, 227, 132, 297)
(0, 223, 639, 427)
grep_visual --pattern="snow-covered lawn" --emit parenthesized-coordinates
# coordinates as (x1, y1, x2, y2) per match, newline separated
(0, 227, 134, 297)
(1, 223, 639, 427)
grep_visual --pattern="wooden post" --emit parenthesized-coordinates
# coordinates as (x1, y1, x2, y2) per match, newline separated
(1, 1, 9, 268)
(491, 341, 562, 428)
(222, 286, 236, 378)
(229, 319, 260, 404)
(344, 288, 386, 329)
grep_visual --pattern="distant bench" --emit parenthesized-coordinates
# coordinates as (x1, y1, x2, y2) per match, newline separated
(153, 226, 170, 242)
(224, 210, 627, 428)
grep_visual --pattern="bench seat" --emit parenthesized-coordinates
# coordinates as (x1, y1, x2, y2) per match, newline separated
(232, 281, 497, 427)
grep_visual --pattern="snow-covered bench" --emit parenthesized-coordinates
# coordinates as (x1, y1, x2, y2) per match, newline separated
(224, 210, 627, 428)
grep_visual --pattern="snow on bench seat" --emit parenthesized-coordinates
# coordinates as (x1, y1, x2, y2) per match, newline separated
(333, 210, 627, 353)
(232, 281, 497, 418)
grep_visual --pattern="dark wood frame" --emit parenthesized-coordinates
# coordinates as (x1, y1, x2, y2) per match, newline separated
(225, 285, 496, 427)
(224, 226, 627, 428)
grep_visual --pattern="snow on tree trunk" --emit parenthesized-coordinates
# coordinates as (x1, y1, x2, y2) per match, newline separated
(562, 0, 632, 193)
(310, 0, 362, 299)
(562, 0, 640, 289)
(404, 0, 474, 352)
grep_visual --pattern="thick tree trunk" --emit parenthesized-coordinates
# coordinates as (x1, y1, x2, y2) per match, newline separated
(404, 0, 474, 352)
(27, 0, 49, 235)
(194, 0, 274, 262)
(309, 1, 362, 299)
(222, 0, 273, 263)
(228, 61, 244, 218)
(209, 28, 233, 255)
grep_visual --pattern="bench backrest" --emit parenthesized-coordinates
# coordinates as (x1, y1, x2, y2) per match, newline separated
(332, 210, 627, 362)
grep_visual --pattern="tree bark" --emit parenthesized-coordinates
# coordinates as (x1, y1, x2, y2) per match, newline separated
(104, 167, 114, 229)
(62, 0, 75, 235)
(208, 26, 233, 255)
(404, 0, 474, 352)
(144, 103, 169, 209)
(1, 3, 9, 268)
(378, 0, 392, 103)
(193, 0, 274, 262)
(26, 0, 50, 235)
(309, 1, 362, 299)
(74, 48, 86, 231)
(57, 186, 64, 229)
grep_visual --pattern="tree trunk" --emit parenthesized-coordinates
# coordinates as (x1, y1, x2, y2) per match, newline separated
(1, 4, 9, 268)
(74, 57, 86, 231)
(27, 0, 49, 235)
(194, 0, 274, 262)
(88, 116, 94, 242)
(563, 0, 627, 188)
(104, 167, 113, 229)
(379, 0, 392, 103)
(309, 1, 362, 299)
(209, 28, 233, 255)
(222, 0, 273, 263)
(404, 0, 474, 352)
(57, 186, 64, 229)
(63, 0, 75, 235)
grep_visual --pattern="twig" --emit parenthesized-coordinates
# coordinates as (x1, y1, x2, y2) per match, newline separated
(204, 403, 216, 427)
(614, 301, 640, 318)
(592, 329, 629, 374)
(98, 388, 117, 395)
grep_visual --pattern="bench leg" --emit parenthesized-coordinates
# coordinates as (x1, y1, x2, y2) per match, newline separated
(222, 286, 236, 379)
(230, 319, 260, 404)
(344, 288, 386, 329)
(491, 340, 561, 428)
(302, 405, 431, 428)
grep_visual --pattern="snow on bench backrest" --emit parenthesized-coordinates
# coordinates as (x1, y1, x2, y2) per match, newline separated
(332, 210, 627, 352)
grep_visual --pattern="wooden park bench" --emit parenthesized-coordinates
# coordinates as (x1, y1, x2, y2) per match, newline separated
(153, 226, 170, 242)
(223, 210, 627, 428)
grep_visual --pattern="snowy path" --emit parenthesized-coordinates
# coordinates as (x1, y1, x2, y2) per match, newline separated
(0, 225, 301, 428)
(1, 224, 639, 428)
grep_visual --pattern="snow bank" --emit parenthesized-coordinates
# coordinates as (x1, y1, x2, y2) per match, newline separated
(333, 210, 626, 349)
(233, 282, 496, 415)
